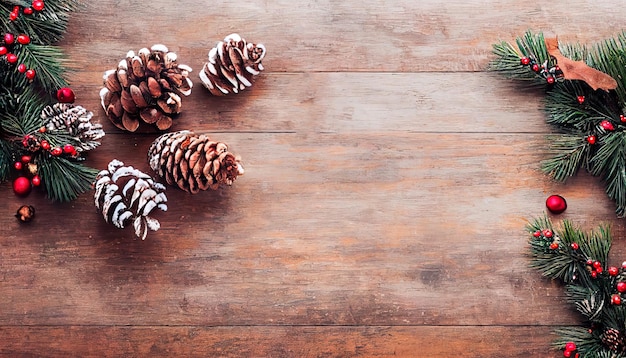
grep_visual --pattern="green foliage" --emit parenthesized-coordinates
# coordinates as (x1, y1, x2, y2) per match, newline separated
(491, 31, 626, 217)
(0, 0, 96, 202)
(528, 216, 626, 357)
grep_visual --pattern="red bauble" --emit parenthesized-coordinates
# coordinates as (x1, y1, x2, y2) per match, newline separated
(56, 87, 75, 103)
(4, 33, 14, 45)
(23, 7, 33, 15)
(546, 194, 567, 214)
(12, 176, 31, 196)
(6, 53, 17, 64)
(31, 175, 41, 187)
(601, 120, 615, 131)
(17, 34, 30, 45)
(612, 294, 622, 305)
(25, 69, 35, 80)
(617, 282, 626, 293)
(609, 267, 619, 276)
(586, 135, 597, 145)
(32, 1, 44, 11)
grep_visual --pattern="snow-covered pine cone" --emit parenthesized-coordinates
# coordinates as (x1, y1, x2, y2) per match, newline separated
(100, 44, 193, 132)
(199, 33, 266, 96)
(41, 103, 105, 152)
(94, 159, 168, 240)
(148, 130, 244, 193)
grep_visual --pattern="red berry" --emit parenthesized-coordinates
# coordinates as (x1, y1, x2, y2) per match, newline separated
(32, 1, 44, 11)
(549, 242, 559, 250)
(570, 243, 579, 250)
(63, 144, 75, 155)
(587, 259, 593, 266)
(6, 53, 17, 64)
(31, 175, 40, 187)
(591, 271, 598, 279)
(13, 6, 19, 12)
(520, 57, 531, 65)
(56, 87, 75, 103)
(586, 135, 597, 145)
(13, 162, 22, 170)
(601, 120, 615, 131)
(609, 267, 619, 276)
(21, 155, 31, 163)
(563, 351, 571, 358)
(596, 267, 604, 274)
(50, 147, 62, 156)
(623, 261, 626, 269)
(23, 7, 33, 15)
(17, 34, 30, 45)
(543, 229, 553, 238)
(9, 12, 18, 21)
(533, 230, 541, 237)
(40, 140, 50, 151)
(546, 76, 556, 84)
(577, 95, 585, 104)
(25, 69, 35, 80)
(532, 63, 540, 72)
(564, 342, 576, 352)
(17, 63, 26, 73)
(0, 46, 6, 55)
(593, 261, 602, 269)
(612, 294, 622, 305)
(617, 282, 626, 293)
(622, 114, 626, 123)
(4, 33, 14, 45)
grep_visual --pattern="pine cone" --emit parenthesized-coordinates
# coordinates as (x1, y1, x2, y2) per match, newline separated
(99, 44, 193, 132)
(199, 33, 266, 96)
(147, 130, 244, 193)
(94, 159, 168, 240)
(41, 103, 105, 152)
(601, 328, 626, 352)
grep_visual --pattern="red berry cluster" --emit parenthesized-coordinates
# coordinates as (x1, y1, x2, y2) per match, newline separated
(533, 228, 561, 249)
(1, 32, 35, 80)
(562, 341, 578, 358)
(21, 133, 78, 158)
(520, 56, 564, 84)
(13, 154, 41, 189)
(8, 2, 44, 21)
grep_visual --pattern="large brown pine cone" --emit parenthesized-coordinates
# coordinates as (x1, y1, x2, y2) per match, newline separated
(94, 159, 168, 240)
(100, 44, 193, 132)
(199, 33, 266, 96)
(41, 103, 105, 152)
(148, 130, 244, 193)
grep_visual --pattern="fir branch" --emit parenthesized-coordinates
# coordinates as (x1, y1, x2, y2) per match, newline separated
(37, 156, 96, 202)
(0, 138, 10, 181)
(591, 132, 626, 217)
(488, 31, 552, 86)
(16, 44, 69, 92)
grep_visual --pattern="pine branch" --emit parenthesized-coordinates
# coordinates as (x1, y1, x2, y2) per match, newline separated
(591, 132, 626, 217)
(488, 31, 553, 86)
(541, 133, 590, 182)
(37, 156, 96, 202)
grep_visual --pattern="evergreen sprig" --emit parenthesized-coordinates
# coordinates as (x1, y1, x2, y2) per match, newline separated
(0, 0, 98, 202)
(528, 216, 626, 357)
(490, 31, 626, 217)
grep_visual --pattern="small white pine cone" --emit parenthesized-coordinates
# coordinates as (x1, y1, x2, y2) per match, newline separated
(148, 130, 244, 193)
(199, 33, 266, 95)
(41, 103, 105, 152)
(94, 159, 168, 240)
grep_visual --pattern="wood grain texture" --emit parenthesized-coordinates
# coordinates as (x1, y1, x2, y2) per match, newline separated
(3, 0, 626, 356)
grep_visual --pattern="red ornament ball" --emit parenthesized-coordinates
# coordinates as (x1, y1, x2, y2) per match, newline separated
(56, 87, 75, 103)
(12, 176, 31, 196)
(617, 282, 626, 293)
(32, 1, 44, 11)
(546, 194, 567, 214)
(612, 294, 622, 305)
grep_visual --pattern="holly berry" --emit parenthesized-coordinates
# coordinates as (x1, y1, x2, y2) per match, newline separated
(563, 351, 572, 358)
(23, 7, 33, 15)
(593, 261, 602, 269)
(56, 87, 75, 103)
(40, 140, 50, 151)
(546, 76, 556, 84)
(63, 144, 76, 155)
(25, 69, 35, 80)
(12, 176, 31, 196)
(612, 294, 622, 305)
(617, 282, 626, 293)
(587, 259, 593, 266)
(543, 229, 553, 238)
(596, 267, 603, 274)
(592, 271, 598, 279)
(32, 1, 44, 11)
(577, 95, 585, 104)
(50, 147, 62, 156)
(0, 46, 6, 55)
(570, 243, 579, 250)
(17, 34, 30, 45)
(609, 266, 619, 276)
(31, 175, 41, 187)
(4, 33, 14, 45)
(9, 11, 18, 21)
(586, 135, 597, 145)
(546, 194, 567, 214)
(533, 230, 541, 238)
(13, 161, 22, 170)
(601, 120, 615, 131)
(532, 63, 540, 72)
(6, 53, 18, 64)
(17, 63, 26, 73)
(623, 261, 626, 269)
(21, 155, 31, 163)
(564, 342, 576, 352)
(549, 242, 559, 250)
(520, 57, 531, 65)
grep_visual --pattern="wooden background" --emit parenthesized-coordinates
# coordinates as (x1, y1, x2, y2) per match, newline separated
(2, 0, 626, 357)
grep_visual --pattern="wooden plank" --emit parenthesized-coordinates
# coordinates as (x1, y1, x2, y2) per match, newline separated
(0, 325, 557, 357)
(0, 133, 611, 326)
(62, 0, 626, 72)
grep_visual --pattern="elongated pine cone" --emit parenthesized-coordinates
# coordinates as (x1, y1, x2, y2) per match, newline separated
(94, 159, 168, 240)
(199, 33, 266, 95)
(100, 44, 193, 132)
(42, 103, 105, 152)
(148, 130, 244, 193)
